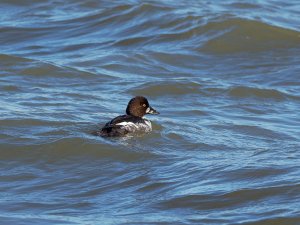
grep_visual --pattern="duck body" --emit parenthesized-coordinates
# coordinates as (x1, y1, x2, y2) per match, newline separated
(99, 115, 152, 137)
(95, 96, 159, 137)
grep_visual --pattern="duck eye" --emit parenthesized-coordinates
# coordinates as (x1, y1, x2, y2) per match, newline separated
(142, 104, 146, 107)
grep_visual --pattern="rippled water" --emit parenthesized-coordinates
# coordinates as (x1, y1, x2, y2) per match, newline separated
(1, 0, 300, 224)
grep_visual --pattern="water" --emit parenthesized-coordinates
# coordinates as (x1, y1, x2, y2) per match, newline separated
(1, 0, 300, 224)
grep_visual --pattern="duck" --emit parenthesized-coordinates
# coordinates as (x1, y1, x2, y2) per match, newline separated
(94, 96, 159, 137)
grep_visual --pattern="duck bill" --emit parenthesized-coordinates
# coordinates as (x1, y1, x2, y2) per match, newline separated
(146, 106, 159, 115)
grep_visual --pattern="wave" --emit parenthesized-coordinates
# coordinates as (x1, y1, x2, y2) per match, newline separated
(129, 81, 203, 96)
(200, 18, 300, 54)
(159, 183, 300, 210)
(0, 136, 155, 161)
(0, 53, 112, 80)
(228, 86, 300, 100)
(2, 1, 300, 56)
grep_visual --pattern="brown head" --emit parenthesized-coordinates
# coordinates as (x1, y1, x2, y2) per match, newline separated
(126, 96, 159, 117)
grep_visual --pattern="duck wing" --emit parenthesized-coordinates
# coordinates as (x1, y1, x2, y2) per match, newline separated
(98, 115, 142, 137)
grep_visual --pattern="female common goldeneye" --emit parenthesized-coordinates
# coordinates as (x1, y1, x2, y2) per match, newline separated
(95, 96, 159, 137)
